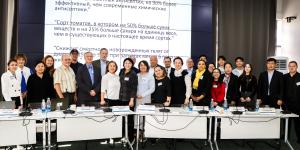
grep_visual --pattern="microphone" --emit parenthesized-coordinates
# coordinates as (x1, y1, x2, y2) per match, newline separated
(198, 103, 209, 114)
(231, 102, 242, 115)
(159, 102, 170, 112)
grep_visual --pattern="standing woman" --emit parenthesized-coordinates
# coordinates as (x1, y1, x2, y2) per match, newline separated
(191, 60, 213, 106)
(27, 61, 55, 105)
(238, 63, 257, 108)
(152, 66, 172, 106)
(15, 54, 32, 99)
(119, 58, 138, 142)
(211, 68, 226, 106)
(100, 61, 120, 106)
(42, 55, 56, 99)
(43, 55, 55, 77)
(169, 57, 192, 106)
(135, 60, 155, 131)
(1, 59, 23, 108)
(136, 60, 155, 105)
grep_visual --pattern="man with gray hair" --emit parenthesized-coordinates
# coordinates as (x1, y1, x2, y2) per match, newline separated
(76, 52, 101, 105)
(53, 54, 77, 106)
(149, 55, 159, 75)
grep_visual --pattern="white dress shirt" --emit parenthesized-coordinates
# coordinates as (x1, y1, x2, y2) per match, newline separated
(267, 70, 274, 95)
(232, 68, 244, 77)
(1, 71, 23, 103)
(174, 69, 192, 98)
(165, 67, 172, 78)
(101, 72, 120, 100)
(15, 66, 31, 84)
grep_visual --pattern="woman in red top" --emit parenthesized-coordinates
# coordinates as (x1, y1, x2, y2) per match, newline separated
(211, 68, 226, 106)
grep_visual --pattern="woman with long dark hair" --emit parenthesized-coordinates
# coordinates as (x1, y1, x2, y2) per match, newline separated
(238, 63, 257, 108)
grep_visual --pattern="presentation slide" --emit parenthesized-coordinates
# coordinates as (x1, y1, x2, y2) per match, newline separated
(44, 0, 192, 69)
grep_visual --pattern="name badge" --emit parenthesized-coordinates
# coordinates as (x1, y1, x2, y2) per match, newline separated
(200, 76, 204, 80)
(158, 82, 163, 86)
(213, 84, 218, 88)
(124, 77, 129, 81)
(296, 82, 300, 86)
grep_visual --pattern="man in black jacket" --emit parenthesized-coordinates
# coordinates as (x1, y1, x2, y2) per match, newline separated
(76, 52, 101, 105)
(283, 61, 300, 143)
(257, 58, 284, 108)
(220, 63, 239, 105)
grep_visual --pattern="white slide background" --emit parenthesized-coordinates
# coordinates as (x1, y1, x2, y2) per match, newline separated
(44, 0, 192, 69)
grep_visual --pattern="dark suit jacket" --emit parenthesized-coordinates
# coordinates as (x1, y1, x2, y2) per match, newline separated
(220, 73, 239, 104)
(92, 59, 108, 76)
(191, 70, 213, 106)
(76, 64, 101, 105)
(258, 70, 283, 107)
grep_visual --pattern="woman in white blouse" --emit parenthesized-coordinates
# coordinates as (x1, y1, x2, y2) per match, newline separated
(15, 54, 32, 99)
(135, 60, 155, 131)
(1, 59, 23, 108)
(136, 60, 155, 105)
(100, 61, 121, 106)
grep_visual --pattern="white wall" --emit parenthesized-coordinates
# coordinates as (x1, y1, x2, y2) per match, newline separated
(278, 0, 300, 70)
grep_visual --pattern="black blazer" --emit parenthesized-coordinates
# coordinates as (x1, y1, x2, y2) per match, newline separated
(191, 70, 213, 105)
(238, 74, 257, 99)
(257, 70, 283, 105)
(76, 64, 101, 105)
(220, 73, 239, 104)
(92, 59, 108, 77)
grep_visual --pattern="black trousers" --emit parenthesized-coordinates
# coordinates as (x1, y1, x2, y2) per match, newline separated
(106, 99, 135, 142)
(11, 97, 21, 109)
(263, 95, 279, 108)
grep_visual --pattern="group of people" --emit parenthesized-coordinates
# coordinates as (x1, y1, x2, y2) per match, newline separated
(1, 48, 300, 142)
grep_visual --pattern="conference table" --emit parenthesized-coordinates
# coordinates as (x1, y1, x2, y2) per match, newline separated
(0, 109, 47, 149)
(212, 109, 298, 150)
(135, 106, 214, 150)
(46, 109, 135, 150)
(0, 107, 298, 150)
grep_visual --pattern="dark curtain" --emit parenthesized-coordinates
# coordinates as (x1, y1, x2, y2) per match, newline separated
(0, 0, 17, 101)
(217, 0, 276, 75)
(0, 0, 7, 101)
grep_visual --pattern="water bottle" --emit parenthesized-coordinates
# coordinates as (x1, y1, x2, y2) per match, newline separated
(210, 99, 214, 111)
(46, 98, 51, 112)
(41, 99, 46, 113)
(188, 99, 193, 111)
(223, 98, 228, 110)
(255, 99, 260, 111)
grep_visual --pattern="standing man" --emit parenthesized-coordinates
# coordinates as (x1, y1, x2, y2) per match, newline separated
(185, 58, 195, 77)
(76, 52, 101, 105)
(149, 55, 159, 75)
(93, 48, 109, 77)
(163, 56, 174, 78)
(70, 49, 83, 75)
(53, 54, 77, 106)
(217, 56, 226, 74)
(232, 57, 245, 77)
(199, 54, 207, 63)
(283, 61, 300, 143)
(257, 58, 284, 108)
